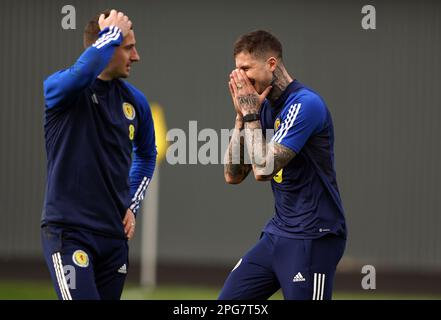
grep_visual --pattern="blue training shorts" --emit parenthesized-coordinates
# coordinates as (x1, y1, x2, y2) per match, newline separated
(218, 232, 346, 300)
(41, 225, 129, 300)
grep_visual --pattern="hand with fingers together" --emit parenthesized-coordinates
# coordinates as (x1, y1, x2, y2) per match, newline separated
(123, 208, 136, 240)
(228, 72, 243, 119)
(229, 69, 272, 116)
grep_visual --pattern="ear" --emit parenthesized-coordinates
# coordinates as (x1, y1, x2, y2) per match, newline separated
(267, 57, 278, 72)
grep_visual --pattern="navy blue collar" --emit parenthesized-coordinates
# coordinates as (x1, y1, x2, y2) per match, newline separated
(92, 78, 118, 94)
(271, 79, 303, 111)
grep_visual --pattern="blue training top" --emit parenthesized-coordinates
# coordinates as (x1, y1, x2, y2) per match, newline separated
(42, 26, 157, 238)
(260, 80, 347, 239)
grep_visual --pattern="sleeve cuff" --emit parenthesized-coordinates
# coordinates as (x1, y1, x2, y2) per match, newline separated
(129, 177, 150, 215)
(92, 26, 122, 49)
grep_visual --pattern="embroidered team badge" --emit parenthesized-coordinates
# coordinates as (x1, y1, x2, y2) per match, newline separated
(72, 250, 89, 268)
(274, 118, 281, 131)
(122, 102, 136, 120)
(273, 168, 283, 183)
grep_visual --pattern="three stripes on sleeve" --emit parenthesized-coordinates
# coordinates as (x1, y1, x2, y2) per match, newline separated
(271, 103, 301, 144)
(130, 176, 150, 214)
(92, 26, 122, 50)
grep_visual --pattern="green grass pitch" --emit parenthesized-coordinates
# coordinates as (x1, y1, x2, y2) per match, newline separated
(0, 281, 440, 300)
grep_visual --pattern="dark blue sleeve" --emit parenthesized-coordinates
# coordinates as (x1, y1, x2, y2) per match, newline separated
(125, 83, 157, 216)
(43, 26, 123, 109)
(271, 93, 326, 153)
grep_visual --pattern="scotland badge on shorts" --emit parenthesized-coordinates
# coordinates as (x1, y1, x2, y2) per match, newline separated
(72, 250, 89, 268)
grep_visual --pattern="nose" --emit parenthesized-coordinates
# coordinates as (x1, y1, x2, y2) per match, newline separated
(131, 47, 140, 62)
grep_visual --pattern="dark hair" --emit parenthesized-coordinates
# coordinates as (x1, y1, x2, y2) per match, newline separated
(83, 9, 133, 48)
(233, 30, 283, 60)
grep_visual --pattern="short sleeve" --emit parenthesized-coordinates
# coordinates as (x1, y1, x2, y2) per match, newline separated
(271, 93, 326, 153)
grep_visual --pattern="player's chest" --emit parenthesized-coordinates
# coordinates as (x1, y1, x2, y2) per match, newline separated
(88, 88, 139, 143)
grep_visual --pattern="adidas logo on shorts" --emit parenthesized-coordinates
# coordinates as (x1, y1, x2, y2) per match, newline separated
(118, 264, 127, 274)
(293, 272, 306, 282)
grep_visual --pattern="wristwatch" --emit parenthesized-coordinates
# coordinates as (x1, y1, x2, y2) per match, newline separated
(243, 113, 260, 122)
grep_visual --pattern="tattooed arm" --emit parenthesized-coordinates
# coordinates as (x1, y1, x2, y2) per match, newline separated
(224, 116, 252, 184)
(230, 69, 296, 181)
(243, 120, 295, 181)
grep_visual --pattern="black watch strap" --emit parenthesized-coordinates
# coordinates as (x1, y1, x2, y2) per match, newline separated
(243, 113, 260, 122)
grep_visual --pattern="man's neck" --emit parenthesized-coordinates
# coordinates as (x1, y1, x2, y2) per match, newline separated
(98, 73, 113, 81)
(268, 64, 293, 104)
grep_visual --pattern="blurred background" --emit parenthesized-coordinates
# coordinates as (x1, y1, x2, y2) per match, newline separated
(0, 0, 440, 299)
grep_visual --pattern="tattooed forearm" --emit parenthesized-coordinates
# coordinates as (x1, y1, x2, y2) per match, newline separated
(237, 93, 260, 114)
(243, 120, 296, 180)
(224, 126, 252, 183)
(244, 120, 267, 169)
(255, 142, 296, 180)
